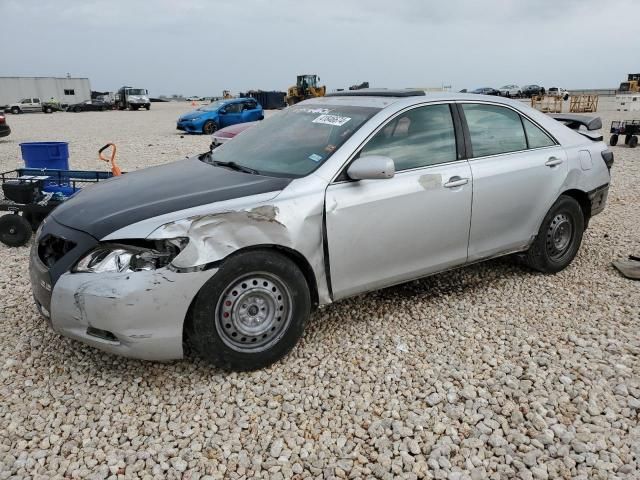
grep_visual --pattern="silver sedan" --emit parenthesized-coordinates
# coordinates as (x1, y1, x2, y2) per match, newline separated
(29, 90, 613, 370)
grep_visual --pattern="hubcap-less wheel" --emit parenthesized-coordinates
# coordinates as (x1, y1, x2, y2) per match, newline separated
(215, 273, 292, 352)
(203, 122, 216, 135)
(546, 213, 573, 261)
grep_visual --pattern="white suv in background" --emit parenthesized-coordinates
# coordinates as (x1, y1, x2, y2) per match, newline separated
(498, 85, 521, 97)
(548, 87, 570, 100)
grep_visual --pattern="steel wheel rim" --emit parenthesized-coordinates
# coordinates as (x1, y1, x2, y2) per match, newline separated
(546, 213, 573, 261)
(204, 123, 216, 135)
(215, 272, 292, 352)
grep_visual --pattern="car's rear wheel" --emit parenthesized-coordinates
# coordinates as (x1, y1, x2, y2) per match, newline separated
(44, 106, 52, 113)
(610, 134, 618, 146)
(630, 136, 638, 148)
(0, 214, 32, 247)
(187, 250, 311, 370)
(523, 195, 584, 273)
(202, 120, 217, 135)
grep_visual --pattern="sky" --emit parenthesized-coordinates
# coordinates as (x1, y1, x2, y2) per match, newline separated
(0, 0, 635, 97)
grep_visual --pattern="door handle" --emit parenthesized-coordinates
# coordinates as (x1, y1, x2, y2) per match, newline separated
(545, 157, 563, 167)
(444, 177, 469, 188)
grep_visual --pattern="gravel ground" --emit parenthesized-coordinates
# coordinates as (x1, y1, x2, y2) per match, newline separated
(0, 100, 639, 479)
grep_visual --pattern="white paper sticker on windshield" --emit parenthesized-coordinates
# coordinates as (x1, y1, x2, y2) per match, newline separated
(312, 114, 351, 126)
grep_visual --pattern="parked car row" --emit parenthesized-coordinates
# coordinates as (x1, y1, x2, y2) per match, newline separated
(461, 85, 570, 99)
(3, 97, 118, 114)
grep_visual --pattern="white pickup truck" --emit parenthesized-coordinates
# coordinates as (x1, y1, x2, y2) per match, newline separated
(5, 98, 62, 114)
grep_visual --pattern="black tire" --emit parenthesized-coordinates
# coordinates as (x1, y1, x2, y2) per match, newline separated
(0, 214, 32, 247)
(11, 107, 20, 114)
(44, 106, 53, 113)
(202, 120, 217, 135)
(624, 135, 631, 145)
(524, 195, 584, 273)
(630, 136, 638, 148)
(101, 106, 107, 112)
(610, 134, 618, 146)
(187, 250, 311, 370)
(145, 104, 150, 111)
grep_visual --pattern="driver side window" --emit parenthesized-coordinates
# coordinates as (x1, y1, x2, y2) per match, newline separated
(359, 104, 457, 171)
(225, 103, 242, 114)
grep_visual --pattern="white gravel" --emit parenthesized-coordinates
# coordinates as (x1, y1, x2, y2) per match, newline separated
(0, 100, 639, 479)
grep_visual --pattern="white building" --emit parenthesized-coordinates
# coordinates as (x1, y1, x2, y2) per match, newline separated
(0, 76, 92, 106)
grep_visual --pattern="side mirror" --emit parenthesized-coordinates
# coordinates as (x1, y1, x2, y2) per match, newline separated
(347, 155, 395, 180)
(219, 108, 226, 114)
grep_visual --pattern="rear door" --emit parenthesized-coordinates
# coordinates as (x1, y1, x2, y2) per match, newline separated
(241, 100, 260, 121)
(459, 102, 568, 261)
(325, 103, 473, 299)
(22, 98, 36, 112)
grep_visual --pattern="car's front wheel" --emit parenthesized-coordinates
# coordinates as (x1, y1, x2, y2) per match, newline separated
(202, 120, 217, 135)
(187, 250, 311, 370)
(524, 195, 584, 273)
(11, 107, 20, 114)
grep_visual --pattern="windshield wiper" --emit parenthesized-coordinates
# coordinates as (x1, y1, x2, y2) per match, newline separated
(212, 160, 260, 175)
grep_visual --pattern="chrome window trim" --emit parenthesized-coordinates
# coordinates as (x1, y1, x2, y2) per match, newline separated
(329, 100, 459, 184)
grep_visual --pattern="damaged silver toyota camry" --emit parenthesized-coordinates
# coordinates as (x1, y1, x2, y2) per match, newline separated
(30, 90, 613, 370)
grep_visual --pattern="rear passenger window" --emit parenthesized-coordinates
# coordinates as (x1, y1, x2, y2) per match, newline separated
(463, 104, 527, 157)
(522, 117, 555, 148)
(360, 104, 457, 171)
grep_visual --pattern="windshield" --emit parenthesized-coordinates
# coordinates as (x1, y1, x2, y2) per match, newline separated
(205, 104, 380, 177)
(127, 89, 146, 96)
(198, 100, 227, 112)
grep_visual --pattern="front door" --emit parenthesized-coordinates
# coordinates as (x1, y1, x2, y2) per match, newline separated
(325, 103, 473, 299)
(459, 103, 569, 261)
(220, 102, 243, 127)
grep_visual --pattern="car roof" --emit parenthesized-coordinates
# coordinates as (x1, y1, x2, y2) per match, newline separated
(300, 91, 529, 109)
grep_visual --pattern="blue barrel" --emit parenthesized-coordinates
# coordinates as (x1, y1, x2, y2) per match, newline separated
(19, 142, 70, 170)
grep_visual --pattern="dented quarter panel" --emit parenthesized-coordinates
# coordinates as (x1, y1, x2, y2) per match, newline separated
(50, 267, 217, 360)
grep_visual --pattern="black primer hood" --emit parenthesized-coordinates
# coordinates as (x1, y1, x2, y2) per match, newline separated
(51, 157, 291, 239)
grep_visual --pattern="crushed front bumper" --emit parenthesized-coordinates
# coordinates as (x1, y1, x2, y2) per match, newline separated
(29, 218, 218, 361)
(45, 267, 217, 361)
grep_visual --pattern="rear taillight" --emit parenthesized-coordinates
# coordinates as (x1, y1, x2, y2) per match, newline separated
(601, 149, 614, 170)
(0, 115, 5, 124)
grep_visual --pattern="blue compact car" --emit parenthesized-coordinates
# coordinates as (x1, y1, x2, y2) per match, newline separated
(177, 98, 264, 134)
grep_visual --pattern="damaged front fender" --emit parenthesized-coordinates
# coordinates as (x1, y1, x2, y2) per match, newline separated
(147, 175, 332, 304)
